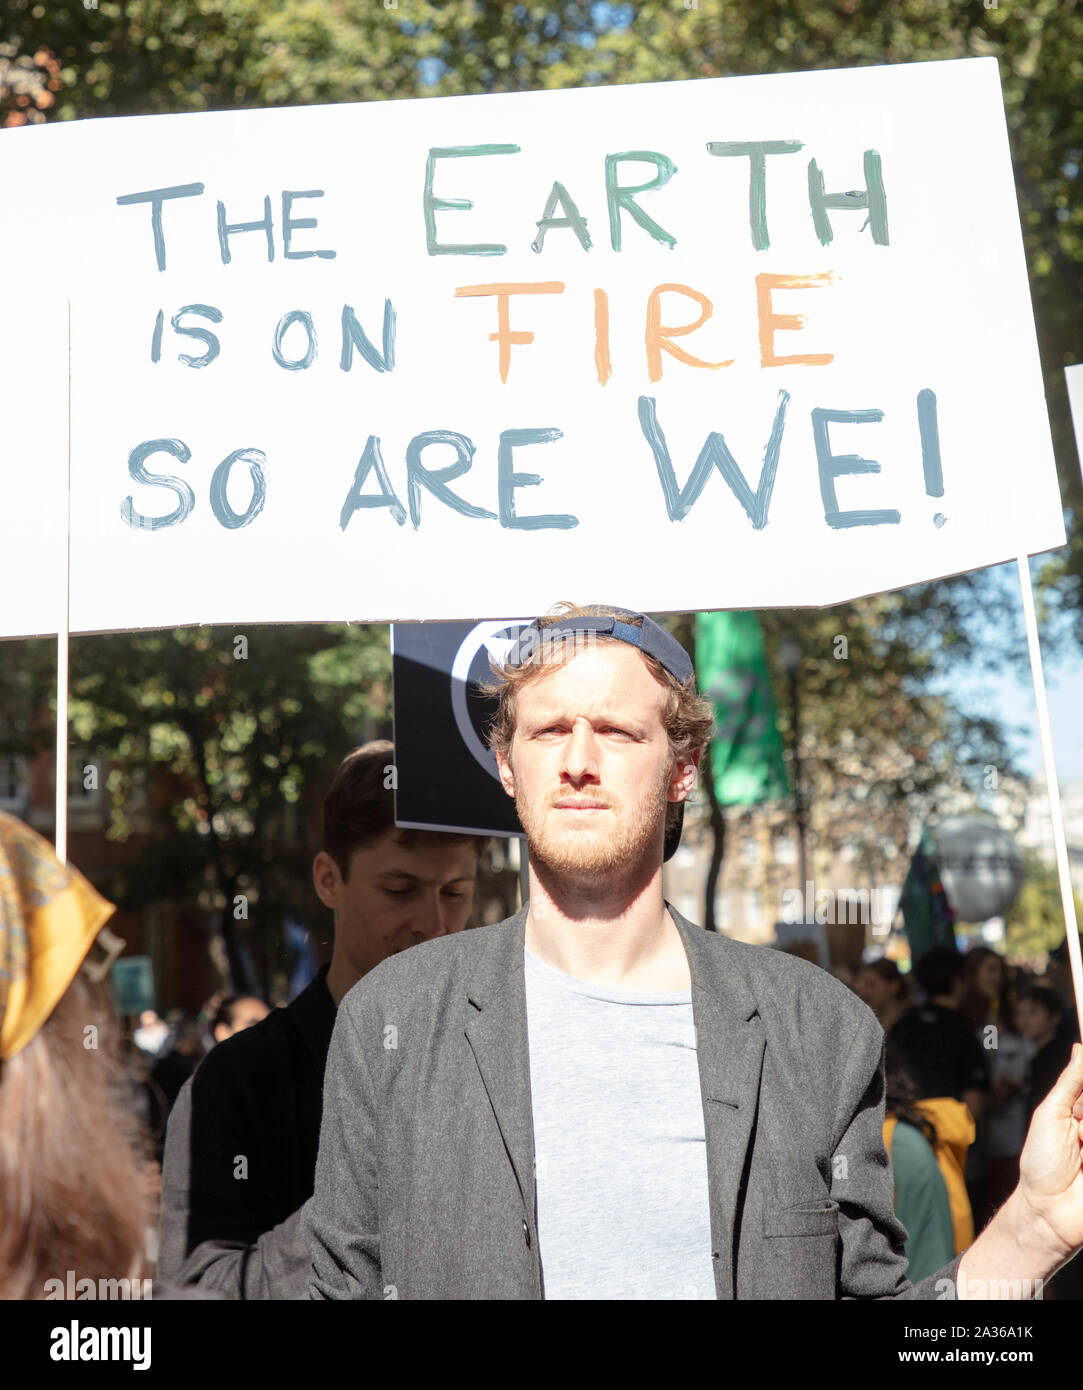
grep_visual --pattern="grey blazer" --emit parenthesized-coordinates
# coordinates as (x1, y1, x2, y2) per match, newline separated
(305, 904, 966, 1299)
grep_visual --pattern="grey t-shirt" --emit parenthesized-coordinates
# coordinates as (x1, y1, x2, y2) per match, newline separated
(524, 947, 716, 1299)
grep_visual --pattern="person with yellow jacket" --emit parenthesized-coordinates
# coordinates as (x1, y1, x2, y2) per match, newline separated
(889, 946, 989, 1253)
(883, 1042, 958, 1278)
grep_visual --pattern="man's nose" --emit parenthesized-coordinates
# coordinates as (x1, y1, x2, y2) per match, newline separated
(562, 719, 599, 780)
(411, 892, 450, 942)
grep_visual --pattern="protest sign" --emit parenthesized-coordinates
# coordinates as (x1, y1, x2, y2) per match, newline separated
(1068, 363, 1083, 475)
(0, 56, 1065, 638)
(391, 619, 527, 837)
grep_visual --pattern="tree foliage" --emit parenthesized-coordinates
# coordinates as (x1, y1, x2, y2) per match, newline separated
(1004, 849, 1083, 962)
(1, 623, 392, 992)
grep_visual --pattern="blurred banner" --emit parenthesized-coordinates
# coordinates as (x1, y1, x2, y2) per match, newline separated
(694, 611, 789, 807)
(899, 823, 958, 959)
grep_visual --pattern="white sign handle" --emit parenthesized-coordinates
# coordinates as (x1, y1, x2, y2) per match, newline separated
(55, 300, 72, 864)
(1017, 553, 1083, 1021)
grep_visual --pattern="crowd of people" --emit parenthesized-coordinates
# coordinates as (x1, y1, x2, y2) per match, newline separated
(851, 942, 1082, 1295)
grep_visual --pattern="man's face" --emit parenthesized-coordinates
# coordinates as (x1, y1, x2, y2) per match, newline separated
(313, 830, 478, 978)
(495, 641, 697, 883)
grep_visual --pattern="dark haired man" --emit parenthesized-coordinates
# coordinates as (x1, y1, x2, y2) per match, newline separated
(888, 946, 989, 1121)
(306, 605, 1083, 1299)
(159, 741, 480, 1298)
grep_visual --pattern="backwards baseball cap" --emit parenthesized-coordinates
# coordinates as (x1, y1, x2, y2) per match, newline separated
(502, 608, 695, 861)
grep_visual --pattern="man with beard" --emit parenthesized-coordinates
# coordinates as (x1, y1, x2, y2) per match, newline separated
(305, 604, 1083, 1300)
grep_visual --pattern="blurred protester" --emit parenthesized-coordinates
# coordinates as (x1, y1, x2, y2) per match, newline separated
(890, 946, 989, 1120)
(883, 1043, 955, 1282)
(959, 948, 1007, 1230)
(210, 994, 270, 1044)
(960, 947, 1005, 1032)
(1041, 939, 1081, 1031)
(1017, 985, 1077, 1126)
(124, 1025, 171, 1165)
(159, 740, 483, 1298)
(197, 989, 228, 1049)
(975, 963, 1029, 1231)
(133, 1008, 171, 1056)
(889, 946, 991, 1252)
(1014, 983, 1083, 1299)
(0, 811, 153, 1298)
(854, 958, 911, 1035)
(152, 1012, 210, 1113)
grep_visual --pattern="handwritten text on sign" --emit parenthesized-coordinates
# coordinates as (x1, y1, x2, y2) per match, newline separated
(0, 58, 1064, 633)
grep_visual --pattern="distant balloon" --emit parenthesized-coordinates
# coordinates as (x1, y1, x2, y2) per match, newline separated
(933, 815, 1023, 923)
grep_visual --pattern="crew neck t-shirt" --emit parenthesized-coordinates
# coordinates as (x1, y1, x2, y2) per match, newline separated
(523, 947, 716, 1299)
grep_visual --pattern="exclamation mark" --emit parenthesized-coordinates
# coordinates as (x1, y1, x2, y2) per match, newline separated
(918, 388, 946, 527)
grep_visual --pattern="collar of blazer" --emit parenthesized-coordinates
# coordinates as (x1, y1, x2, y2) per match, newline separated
(462, 901, 767, 1298)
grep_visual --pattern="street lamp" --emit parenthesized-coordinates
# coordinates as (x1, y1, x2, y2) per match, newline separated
(779, 635, 809, 911)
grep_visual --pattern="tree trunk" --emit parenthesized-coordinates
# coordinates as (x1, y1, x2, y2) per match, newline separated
(704, 742, 726, 934)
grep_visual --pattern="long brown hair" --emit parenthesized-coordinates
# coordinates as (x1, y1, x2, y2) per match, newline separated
(959, 946, 1006, 1031)
(0, 973, 151, 1299)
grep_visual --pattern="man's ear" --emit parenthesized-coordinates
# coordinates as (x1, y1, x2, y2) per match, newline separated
(669, 749, 701, 803)
(312, 851, 342, 911)
(495, 747, 516, 800)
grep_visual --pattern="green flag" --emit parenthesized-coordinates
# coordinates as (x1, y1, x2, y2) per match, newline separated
(694, 611, 790, 807)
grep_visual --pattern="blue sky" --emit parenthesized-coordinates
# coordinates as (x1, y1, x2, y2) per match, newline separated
(949, 625, 1083, 784)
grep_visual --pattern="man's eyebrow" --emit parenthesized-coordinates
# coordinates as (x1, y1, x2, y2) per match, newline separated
(525, 713, 649, 734)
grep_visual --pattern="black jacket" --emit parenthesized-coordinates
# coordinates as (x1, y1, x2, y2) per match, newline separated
(158, 965, 336, 1299)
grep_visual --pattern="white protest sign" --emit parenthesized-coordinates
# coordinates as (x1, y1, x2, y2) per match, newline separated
(0, 292, 69, 638)
(0, 56, 1064, 637)
(1068, 363, 1083, 475)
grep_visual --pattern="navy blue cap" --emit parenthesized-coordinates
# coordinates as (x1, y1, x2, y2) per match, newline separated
(504, 608, 694, 686)
(503, 608, 694, 861)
